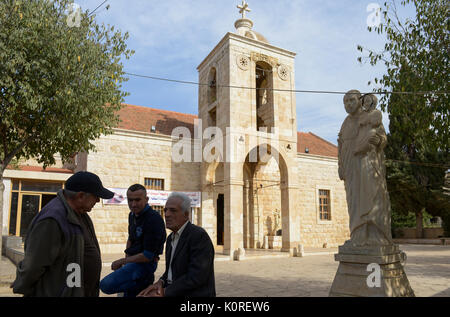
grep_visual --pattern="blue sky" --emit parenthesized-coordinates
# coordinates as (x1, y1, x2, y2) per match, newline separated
(75, 0, 416, 145)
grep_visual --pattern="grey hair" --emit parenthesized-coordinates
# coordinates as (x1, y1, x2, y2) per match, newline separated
(168, 192, 191, 214)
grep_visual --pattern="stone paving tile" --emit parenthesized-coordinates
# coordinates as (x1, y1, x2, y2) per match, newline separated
(0, 256, 20, 297)
(397, 244, 450, 297)
(1, 245, 449, 297)
(213, 256, 336, 297)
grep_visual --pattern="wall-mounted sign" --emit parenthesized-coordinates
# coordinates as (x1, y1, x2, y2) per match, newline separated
(104, 189, 201, 208)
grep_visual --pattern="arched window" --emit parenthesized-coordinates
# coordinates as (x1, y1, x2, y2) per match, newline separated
(208, 67, 217, 105)
(255, 61, 274, 132)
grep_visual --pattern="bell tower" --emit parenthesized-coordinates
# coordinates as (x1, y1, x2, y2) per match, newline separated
(197, 1, 300, 259)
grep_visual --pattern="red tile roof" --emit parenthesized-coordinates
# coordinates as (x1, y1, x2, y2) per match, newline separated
(117, 103, 197, 136)
(116, 104, 338, 158)
(297, 132, 338, 158)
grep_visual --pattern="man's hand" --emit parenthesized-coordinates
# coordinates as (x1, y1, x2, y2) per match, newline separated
(111, 258, 127, 271)
(137, 280, 164, 297)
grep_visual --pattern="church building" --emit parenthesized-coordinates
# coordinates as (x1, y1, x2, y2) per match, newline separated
(2, 3, 350, 258)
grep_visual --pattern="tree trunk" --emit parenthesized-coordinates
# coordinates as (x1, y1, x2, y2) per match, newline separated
(415, 209, 424, 239)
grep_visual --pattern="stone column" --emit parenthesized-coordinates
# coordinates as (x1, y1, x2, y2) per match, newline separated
(278, 152, 300, 256)
(223, 164, 245, 260)
(329, 244, 415, 297)
(200, 190, 217, 246)
(280, 184, 300, 255)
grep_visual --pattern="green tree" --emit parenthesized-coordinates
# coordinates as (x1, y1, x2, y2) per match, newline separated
(0, 0, 134, 246)
(357, 0, 449, 237)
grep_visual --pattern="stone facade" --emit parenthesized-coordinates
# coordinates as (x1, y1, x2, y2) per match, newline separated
(79, 129, 201, 253)
(73, 124, 349, 254)
(197, 37, 300, 257)
(296, 154, 349, 248)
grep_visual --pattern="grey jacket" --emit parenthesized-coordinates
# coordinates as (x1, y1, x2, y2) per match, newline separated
(13, 190, 87, 297)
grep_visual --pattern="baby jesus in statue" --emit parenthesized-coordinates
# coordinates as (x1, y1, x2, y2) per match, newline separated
(353, 94, 385, 157)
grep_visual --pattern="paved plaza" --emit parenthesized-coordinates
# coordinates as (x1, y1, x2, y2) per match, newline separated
(1, 244, 449, 297)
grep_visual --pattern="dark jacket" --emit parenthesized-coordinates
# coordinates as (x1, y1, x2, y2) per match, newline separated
(125, 204, 166, 260)
(161, 222, 216, 297)
(12, 190, 86, 297)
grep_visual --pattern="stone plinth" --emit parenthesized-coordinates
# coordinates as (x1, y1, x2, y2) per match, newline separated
(233, 247, 246, 261)
(264, 235, 282, 249)
(329, 244, 415, 297)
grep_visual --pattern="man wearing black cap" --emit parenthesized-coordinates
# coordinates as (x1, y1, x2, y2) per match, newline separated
(12, 171, 114, 297)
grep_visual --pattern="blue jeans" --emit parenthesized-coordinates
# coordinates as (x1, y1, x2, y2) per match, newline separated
(100, 262, 156, 297)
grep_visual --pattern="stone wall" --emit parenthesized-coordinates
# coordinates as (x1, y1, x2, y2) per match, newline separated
(296, 153, 349, 248)
(85, 129, 201, 253)
(394, 227, 445, 239)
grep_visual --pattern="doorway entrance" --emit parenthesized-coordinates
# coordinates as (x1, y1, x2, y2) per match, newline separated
(217, 194, 224, 246)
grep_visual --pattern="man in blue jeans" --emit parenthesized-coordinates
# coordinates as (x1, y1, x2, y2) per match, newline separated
(100, 184, 166, 297)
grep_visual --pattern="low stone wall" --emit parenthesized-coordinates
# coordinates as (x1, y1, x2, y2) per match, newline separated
(394, 227, 445, 239)
(393, 238, 450, 245)
(2, 236, 24, 265)
(5, 247, 24, 266)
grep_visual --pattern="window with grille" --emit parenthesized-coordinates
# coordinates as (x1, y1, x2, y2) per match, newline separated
(144, 178, 165, 190)
(151, 205, 165, 218)
(319, 189, 331, 221)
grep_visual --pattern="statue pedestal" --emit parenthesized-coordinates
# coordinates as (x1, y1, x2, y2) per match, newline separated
(264, 236, 282, 249)
(329, 244, 415, 297)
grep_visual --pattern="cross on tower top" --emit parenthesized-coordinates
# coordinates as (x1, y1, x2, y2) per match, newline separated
(237, 0, 251, 19)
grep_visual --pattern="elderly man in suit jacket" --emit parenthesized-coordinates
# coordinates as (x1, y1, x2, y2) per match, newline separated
(138, 192, 216, 297)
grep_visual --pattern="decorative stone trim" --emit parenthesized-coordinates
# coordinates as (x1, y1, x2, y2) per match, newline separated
(250, 52, 278, 67)
(236, 54, 250, 71)
(278, 64, 289, 81)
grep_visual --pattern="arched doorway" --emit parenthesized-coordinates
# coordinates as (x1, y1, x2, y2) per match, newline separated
(202, 143, 298, 256)
(243, 144, 289, 250)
